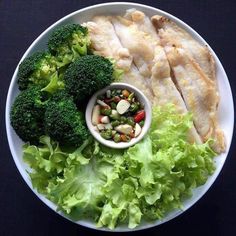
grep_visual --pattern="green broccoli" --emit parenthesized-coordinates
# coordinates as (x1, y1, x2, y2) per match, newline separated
(44, 90, 89, 146)
(47, 24, 90, 66)
(10, 85, 47, 144)
(64, 55, 114, 102)
(17, 51, 61, 91)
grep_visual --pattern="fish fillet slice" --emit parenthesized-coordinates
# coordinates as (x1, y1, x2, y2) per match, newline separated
(119, 10, 202, 144)
(151, 46, 202, 144)
(122, 66, 154, 100)
(84, 16, 153, 100)
(151, 15, 216, 83)
(111, 16, 155, 78)
(164, 46, 225, 153)
(124, 9, 160, 43)
(84, 17, 132, 72)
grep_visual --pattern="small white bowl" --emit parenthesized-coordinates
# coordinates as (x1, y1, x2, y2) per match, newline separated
(86, 82, 152, 149)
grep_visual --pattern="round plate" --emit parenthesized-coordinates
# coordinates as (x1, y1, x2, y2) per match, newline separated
(5, 2, 234, 232)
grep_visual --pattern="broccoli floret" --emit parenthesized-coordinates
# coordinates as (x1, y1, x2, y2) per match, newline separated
(18, 51, 59, 90)
(64, 55, 114, 102)
(10, 85, 47, 144)
(44, 90, 89, 146)
(47, 24, 90, 66)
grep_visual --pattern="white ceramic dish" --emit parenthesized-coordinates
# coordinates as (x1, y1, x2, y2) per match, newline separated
(86, 82, 152, 149)
(5, 2, 234, 232)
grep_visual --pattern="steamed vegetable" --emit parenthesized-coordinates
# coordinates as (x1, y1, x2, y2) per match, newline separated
(48, 24, 90, 66)
(18, 51, 61, 91)
(64, 55, 114, 102)
(10, 85, 47, 144)
(23, 105, 216, 229)
(18, 23, 91, 92)
(44, 90, 89, 146)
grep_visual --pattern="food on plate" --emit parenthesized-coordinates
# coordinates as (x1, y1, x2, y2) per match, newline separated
(84, 16, 132, 71)
(112, 15, 155, 78)
(121, 9, 202, 144)
(164, 46, 225, 153)
(10, 8, 225, 229)
(64, 54, 115, 102)
(12, 29, 116, 145)
(10, 85, 47, 144)
(17, 51, 59, 91)
(150, 14, 224, 152)
(85, 17, 154, 100)
(44, 90, 89, 146)
(47, 24, 90, 65)
(151, 15, 216, 82)
(150, 45, 202, 144)
(125, 9, 160, 41)
(23, 106, 216, 229)
(92, 88, 145, 142)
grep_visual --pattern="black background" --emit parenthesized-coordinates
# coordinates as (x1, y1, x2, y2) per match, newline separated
(0, 1, 235, 235)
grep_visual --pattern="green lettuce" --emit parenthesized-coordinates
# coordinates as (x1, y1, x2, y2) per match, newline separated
(23, 105, 216, 229)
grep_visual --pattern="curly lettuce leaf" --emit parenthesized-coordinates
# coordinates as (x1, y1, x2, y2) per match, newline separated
(23, 136, 68, 193)
(23, 105, 216, 229)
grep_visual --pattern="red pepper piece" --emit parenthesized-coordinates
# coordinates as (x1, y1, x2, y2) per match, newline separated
(134, 110, 145, 123)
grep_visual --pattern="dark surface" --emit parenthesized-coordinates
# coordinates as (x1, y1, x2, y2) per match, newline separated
(0, 0, 235, 235)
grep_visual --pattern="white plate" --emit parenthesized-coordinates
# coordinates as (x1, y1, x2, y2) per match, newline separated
(5, 2, 234, 232)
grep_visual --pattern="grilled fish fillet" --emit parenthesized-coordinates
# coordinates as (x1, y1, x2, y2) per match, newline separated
(164, 46, 225, 153)
(111, 16, 155, 78)
(152, 46, 202, 144)
(84, 17, 132, 72)
(114, 10, 202, 144)
(151, 15, 216, 83)
(122, 66, 153, 100)
(124, 9, 160, 43)
(84, 16, 153, 100)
